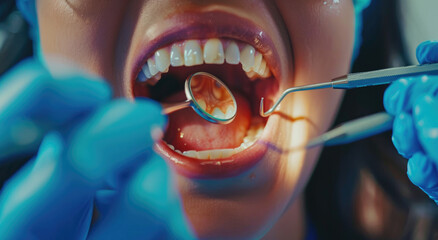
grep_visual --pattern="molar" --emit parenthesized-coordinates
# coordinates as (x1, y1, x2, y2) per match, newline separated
(258, 60, 267, 76)
(203, 39, 225, 64)
(245, 70, 257, 81)
(184, 40, 203, 66)
(253, 52, 263, 73)
(261, 65, 271, 78)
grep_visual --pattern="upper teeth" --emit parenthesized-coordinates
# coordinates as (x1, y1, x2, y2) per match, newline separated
(137, 38, 271, 84)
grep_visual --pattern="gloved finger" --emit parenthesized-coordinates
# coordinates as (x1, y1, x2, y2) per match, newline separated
(413, 91, 438, 163)
(384, 76, 438, 116)
(65, 98, 166, 188)
(88, 153, 194, 240)
(384, 78, 415, 115)
(0, 133, 94, 240)
(0, 59, 111, 162)
(0, 99, 166, 239)
(416, 41, 438, 64)
(407, 152, 438, 204)
(392, 112, 422, 158)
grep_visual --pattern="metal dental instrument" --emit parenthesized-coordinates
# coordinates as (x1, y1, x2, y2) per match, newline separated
(306, 112, 394, 148)
(260, 62, 438, 117)
(161, 72, 237, 124)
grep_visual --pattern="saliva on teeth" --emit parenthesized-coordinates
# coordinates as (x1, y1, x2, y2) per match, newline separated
(165, 121, 264, 160)
(137, 38, 271, 84)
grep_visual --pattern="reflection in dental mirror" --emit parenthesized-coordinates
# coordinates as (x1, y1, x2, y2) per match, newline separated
(162, 72, 237, 124)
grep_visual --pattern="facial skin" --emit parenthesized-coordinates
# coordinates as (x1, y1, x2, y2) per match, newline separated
(37, 0, 355, 239)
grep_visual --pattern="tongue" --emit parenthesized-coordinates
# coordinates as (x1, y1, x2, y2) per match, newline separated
(164, 91, 251, 151)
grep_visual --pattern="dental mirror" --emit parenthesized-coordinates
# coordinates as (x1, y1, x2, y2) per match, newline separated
(162, 72, 237, 124)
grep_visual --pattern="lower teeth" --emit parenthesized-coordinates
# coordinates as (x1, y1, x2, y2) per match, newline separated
(165, 118, 264, 160)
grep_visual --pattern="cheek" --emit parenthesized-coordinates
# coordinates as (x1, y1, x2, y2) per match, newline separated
(37, 0, 127, 94)
(273, 0, 355, 209)
(276, 0, 355, 135)
(276, 0, 356, 83)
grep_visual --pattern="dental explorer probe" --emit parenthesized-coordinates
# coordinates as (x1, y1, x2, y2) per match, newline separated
(260, 62, 438, 117)
(306, 112, 394, 148)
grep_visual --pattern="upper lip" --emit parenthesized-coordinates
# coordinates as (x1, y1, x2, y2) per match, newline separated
(129, 10, 282, 179)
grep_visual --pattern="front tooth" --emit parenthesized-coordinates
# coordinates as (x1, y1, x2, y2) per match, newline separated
(240, 45, 255, 72)
(170, 44, 184, 66)
(209, 150, 223, 160)
(147, 58, 159, 75)
(211, 108, 226, 119)
(154, 48, 170, 72)
(184, 40, 203, 66)
(253, 52, 263, 73)
(197, 151, 210, 160)
(225, 41, 240, 64)
(183, 150, 197, 158)
(204, 39, 224, 64)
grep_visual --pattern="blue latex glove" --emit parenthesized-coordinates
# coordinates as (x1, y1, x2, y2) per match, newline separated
(384, 41, 438, 204)
(0, 59, 194, 239)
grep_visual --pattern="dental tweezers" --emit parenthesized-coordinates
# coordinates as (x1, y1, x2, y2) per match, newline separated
(260, 62, 438, 117)
(306, 112, 394, 148)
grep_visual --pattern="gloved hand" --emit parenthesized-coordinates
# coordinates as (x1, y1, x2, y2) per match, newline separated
(384, 41, 438, 205)
(0, 59, 194, 239)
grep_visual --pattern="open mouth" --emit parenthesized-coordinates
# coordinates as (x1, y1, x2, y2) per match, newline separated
(130, 11, 281, 178)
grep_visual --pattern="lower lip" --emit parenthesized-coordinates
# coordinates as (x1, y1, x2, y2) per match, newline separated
(155, 136, 269, 179)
